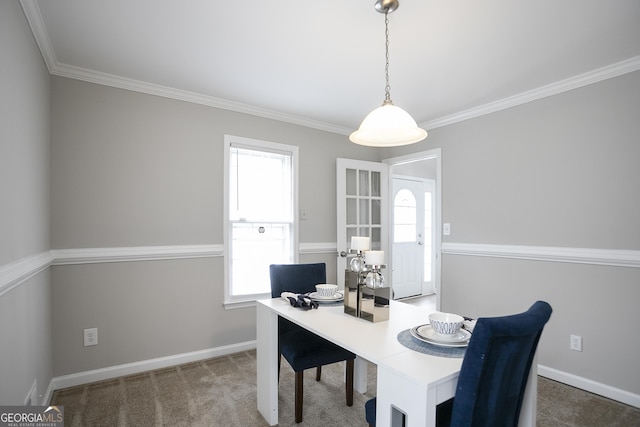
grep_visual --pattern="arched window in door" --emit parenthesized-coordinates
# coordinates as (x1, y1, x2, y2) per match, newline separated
(394, 189, 417, 243)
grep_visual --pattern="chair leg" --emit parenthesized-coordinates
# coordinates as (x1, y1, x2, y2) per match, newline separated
(294, 370, 304, 423)
(346, 359, 354, 407)
(316, 366, 322, 381)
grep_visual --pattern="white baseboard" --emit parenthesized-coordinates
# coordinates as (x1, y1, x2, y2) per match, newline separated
(43, 340, 256, 405)
(538, 365, 640, 409)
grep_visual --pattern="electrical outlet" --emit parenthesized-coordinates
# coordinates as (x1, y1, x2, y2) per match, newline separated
(84, 328, 98, 347)
(570, 334, 582, 351)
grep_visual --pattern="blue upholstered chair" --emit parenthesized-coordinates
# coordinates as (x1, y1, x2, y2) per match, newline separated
(270, 263, 356, 423)
(365, 300, 552, 427)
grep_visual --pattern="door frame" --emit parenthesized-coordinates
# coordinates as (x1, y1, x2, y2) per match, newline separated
(383, 148, 442, 310)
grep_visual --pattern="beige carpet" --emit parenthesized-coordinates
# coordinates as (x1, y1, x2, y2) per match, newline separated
(51, 350, 640, 426)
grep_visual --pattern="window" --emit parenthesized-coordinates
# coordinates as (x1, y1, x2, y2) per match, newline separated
(224, 135, 298, 305)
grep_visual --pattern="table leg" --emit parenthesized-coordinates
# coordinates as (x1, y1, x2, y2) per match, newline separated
(256, 303, 279, 426)
(354, 355, 368, 394)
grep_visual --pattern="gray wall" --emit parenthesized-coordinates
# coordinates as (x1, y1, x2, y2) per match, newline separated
(0, 1, 52, 404)
(49, 76, 378, 375)
(2, 0, 639, 404)
(387, 70, 640, 395)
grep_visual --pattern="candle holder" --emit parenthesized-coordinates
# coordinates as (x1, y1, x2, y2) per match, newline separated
(358, 264, 390, 323)
(349, 249, 367, 273)
(344, 260, 390, 323)
(344, 250, 368, 317)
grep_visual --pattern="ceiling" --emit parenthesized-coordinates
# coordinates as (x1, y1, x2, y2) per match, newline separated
(21, 0, 640, 136)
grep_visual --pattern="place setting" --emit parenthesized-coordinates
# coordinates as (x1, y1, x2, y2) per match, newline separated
(308, 284, 344, 304)
(281, 284, 344, 309)
(398, 312, 475, 358)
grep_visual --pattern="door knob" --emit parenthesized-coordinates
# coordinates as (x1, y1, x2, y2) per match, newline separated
(339, 251, 348, 257)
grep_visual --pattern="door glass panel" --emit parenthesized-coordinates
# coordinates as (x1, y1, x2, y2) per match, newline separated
(359, 170, 369, 196)
(359, 199, 369, 224)
(346, 169, 357, 196)
(424, 190, 433, 282)
(347, 198, 357, 225)
(371, 171, 381, 197)
(347, 227, 358, 248)
(394, 189, 417, 243)
(371, 228, 381, 251)
(371, 199, 381, 225)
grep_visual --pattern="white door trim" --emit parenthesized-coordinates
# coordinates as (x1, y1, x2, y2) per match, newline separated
(384, 149, 442, 310)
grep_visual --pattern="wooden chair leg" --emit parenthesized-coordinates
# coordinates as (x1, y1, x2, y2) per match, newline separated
(316, 366, 322, 381)
(295, 371, 304, 423)
(346, 359, 354, 407)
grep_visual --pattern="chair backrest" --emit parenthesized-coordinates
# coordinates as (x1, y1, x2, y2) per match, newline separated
(449, 300, 552, 427)
(269, 263, 327, 298)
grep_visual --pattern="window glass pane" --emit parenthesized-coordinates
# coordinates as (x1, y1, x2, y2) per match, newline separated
(230, 147, 292, 222)
(359, 170, 369, 196)
(346, 169, 357, 196)
(231, 223, 292, 295)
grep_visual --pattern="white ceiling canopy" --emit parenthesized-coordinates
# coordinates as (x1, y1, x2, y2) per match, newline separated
(21, 0, 640, 135)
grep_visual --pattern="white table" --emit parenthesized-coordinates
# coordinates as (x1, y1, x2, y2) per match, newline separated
(256, 298, 537, 427)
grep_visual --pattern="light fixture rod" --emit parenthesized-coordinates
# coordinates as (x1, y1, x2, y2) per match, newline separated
(383, 10, 391, 105)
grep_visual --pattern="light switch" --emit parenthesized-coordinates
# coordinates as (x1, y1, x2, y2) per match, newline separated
(443, 223, 451, 236)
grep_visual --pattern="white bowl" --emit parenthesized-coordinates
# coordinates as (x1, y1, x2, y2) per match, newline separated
(315, 284, 338, 297)
(429, 312, 464, 336)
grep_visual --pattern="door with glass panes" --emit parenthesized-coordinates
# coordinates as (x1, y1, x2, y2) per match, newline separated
(336, 158, 388, 289)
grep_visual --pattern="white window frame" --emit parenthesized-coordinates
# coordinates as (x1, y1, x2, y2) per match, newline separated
(223, 135, 299, 308)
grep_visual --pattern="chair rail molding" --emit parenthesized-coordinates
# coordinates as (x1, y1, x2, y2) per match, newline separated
(441, 243, 640, 268)
(51, 244, 224, 265)
(0, 251, 53, 297)
(299, 242, 337, 255)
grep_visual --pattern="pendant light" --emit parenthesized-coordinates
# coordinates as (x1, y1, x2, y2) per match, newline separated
(349, 0, 427, 147)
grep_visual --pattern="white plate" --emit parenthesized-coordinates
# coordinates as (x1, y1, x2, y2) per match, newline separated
(410, 325, 471, 348)
(308, 291, 344, 303)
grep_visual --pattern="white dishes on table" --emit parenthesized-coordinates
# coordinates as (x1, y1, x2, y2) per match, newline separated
(315, 284, 338, 297)
(410, 324, 472, 347)
(308, 291, 344, 303)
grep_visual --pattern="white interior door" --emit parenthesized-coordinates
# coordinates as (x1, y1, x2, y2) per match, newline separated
(391, 177, 424, 299)
(336, 158, 388, 289)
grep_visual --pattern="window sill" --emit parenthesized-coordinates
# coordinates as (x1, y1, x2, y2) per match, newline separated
(224, 294, 271, 310)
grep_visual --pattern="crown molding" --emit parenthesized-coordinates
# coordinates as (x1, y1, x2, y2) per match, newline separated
(20, 0, 56, 73)
(422, 56, 640, 130)
(442, 243, 640, 268)
(18, 1, 640, 136)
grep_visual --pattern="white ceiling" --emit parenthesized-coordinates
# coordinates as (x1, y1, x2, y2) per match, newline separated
(22, 0, 640, 135)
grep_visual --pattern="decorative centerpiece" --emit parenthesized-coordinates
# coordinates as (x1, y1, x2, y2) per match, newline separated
(344, 236, 369, 318)
(344, 240, 390, 323)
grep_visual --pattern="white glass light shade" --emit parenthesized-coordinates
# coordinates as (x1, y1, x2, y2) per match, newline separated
(350, 103, 428, 147)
